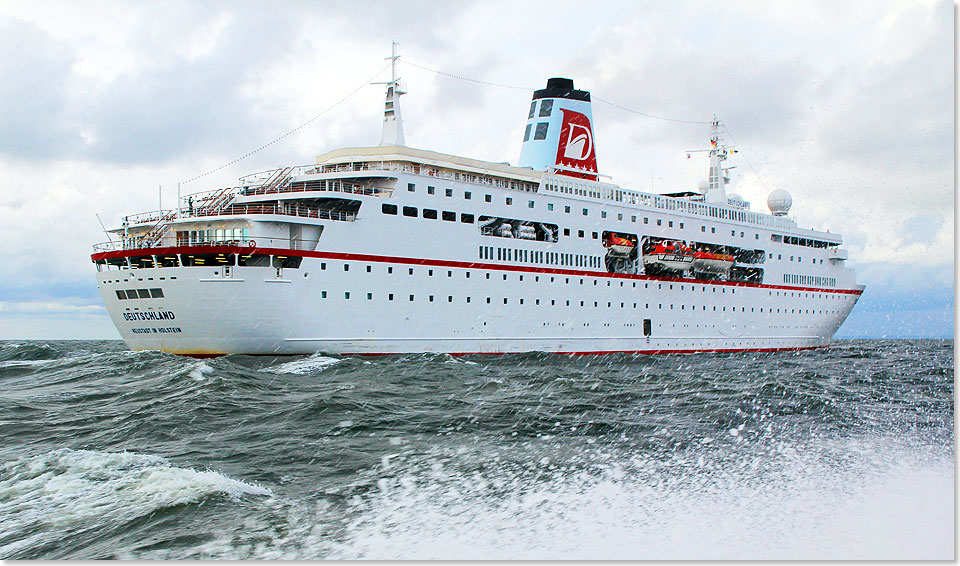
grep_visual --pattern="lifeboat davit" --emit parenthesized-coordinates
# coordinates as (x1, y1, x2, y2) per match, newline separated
(692, 250, 735, 274)
(642, 240, 694, 272)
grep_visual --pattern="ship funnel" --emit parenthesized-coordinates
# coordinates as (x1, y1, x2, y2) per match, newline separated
(518, 78, 598, 180)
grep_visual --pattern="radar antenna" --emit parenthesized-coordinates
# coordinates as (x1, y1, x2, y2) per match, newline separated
(686, 116, 738, 203)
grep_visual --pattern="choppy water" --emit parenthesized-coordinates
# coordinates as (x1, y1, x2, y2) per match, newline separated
(0, 339, 953, 559)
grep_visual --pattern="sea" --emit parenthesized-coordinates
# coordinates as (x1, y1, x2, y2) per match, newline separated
(0, 339, 953, 560)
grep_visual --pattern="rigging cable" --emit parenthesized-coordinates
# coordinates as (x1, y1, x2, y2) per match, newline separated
(720, 123, 772, 192)
(180, 62, 392, 185)
(401, 59, 711, 125)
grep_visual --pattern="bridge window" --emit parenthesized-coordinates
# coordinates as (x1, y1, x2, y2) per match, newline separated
(534, 122, 549, 140)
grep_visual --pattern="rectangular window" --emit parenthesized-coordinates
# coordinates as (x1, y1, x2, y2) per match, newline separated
(460, 213, 474, 223)
(402, 206, 417, 217)
(464, 191, 472, 200)
(442, 211, 456, 221)
(427, 186, 435, 195)
(582, 208, 588, 216)
(485, 194, 492, 202)
(528, 200, 534, 208)
(115, 290, 126, 300)
(423, 208, 438, 219)
(528, 101, 537, 119)
(505, 197, 513, 205)
(407, 183, 415, 192)
(445, 188, 453, 197)
(564, 206, 571, 213)
(382, 203, 397, 215)
(538, 99, 553, 117)
(547, 203, 554, 211)
(534, 122, 549, 140)
(523, 124, 532, 141)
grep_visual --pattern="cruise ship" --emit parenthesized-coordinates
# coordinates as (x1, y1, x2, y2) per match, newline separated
(91, 58, 863, 356)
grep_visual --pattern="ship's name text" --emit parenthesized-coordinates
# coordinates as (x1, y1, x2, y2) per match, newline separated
(123, 311, 176, 322)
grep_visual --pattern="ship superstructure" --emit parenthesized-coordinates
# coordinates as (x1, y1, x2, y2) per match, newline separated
(91, 60, 862, 356)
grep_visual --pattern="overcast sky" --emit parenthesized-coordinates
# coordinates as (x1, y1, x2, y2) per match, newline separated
(0, 0, 953, 339)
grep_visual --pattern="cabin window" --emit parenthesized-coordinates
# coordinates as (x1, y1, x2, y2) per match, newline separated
(464, 191, 472, 200)
(505, 197, 513, 205)
(156, 254, 179, 267)
(460, 213, 474, 223)
(442, 211, 456, 221)
(402, 206, 417, 217)
(485, 194, 492, 202)
(528, 101, 537, 119)
(181, 253, 234, 266)
(547, 203, 554, 211)
(445, 188, 453, 197)
(564, 206, 571, 213)
(523, 124, 532, 141)
(427, 186, 435, 195)
(382, 203, 397, 215)
(539, 99, 553, 117)
(129, 256, 155, 269)
(423, 208, 438, 219)
(273, 256, 302, 269)
(407, 183, 415, 192)
(528, 200, 534, 208)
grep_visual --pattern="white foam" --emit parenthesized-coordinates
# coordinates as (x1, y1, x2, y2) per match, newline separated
(0, 449, 272, 559)
(264, 353, 341, 375)
(187, 361, 214, 380)
(0, 359, 52, 368)
(322, 434, 955, 560)
(112, 433, 956, 560)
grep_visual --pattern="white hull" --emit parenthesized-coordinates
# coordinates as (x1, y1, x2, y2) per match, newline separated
(97, 250, 860, 356)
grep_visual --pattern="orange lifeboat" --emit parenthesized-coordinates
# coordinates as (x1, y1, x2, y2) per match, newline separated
(642, 240, 694, 272)
(692, 250, 735, 274)
(605, 234, 636, 256)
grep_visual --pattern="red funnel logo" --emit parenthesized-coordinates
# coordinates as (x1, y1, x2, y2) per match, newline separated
(555, 109, 598, 180)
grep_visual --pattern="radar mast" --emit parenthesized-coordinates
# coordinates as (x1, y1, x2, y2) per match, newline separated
(376, 41, 406, 146)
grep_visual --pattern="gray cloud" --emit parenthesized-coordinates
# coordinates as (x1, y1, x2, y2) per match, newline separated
(0, 19, 81, 158)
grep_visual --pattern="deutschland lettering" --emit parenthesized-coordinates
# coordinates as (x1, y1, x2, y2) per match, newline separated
(123, 311, 176, 322)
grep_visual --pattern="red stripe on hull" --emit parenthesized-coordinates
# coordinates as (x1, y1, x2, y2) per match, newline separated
(92, 246, 863, 296)
(164, 344, 829, 358)
(346, 345, 829, 356)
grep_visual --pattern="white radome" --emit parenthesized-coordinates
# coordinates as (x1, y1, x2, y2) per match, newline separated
(698, 180, 709, 193)
(767, 189, 792, 216)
